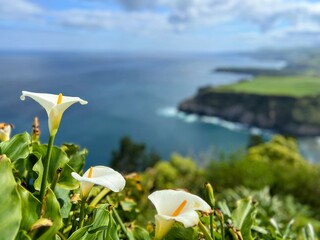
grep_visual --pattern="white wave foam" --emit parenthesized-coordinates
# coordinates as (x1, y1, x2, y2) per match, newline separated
(157, 107, 272, 134)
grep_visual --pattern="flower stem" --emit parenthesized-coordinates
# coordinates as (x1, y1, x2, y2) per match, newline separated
(198, 221, 214, 240)
(215, 210, 225, 240)
(39, 134, 55, 203)
(50, 167, 62, 192)
(79, 197, 87, 228)
(57, 231, 67, 240)
(210, 214, 215, 239)
(107, 196, 135, 240)
(89, 188, 110, 208)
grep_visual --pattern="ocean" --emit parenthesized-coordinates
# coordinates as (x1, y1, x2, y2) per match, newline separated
(0, 51, 318, 166)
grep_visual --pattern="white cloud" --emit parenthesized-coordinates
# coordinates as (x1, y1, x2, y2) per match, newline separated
(55, 9, 171, 33)
(0, 0, 43, 20)
(1, 0, 320, 50)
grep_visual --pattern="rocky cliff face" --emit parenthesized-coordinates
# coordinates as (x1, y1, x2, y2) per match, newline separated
(178, 88, 320, 136)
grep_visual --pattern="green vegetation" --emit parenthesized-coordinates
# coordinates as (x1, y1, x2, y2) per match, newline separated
(115, 135, 320, 238)
(1, 129, 320, 239)
(110, 136, 160, 173)
(214, 76, 320, 97)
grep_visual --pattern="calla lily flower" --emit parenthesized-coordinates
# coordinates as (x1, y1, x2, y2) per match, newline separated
(71, 166, 126, 197)
(148, 189, 211, 240)
(20, 91, 88, 136)
(0, 123, 14, 142)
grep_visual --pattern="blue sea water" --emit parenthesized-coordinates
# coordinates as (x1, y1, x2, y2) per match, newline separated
(0, 51, 318, 165)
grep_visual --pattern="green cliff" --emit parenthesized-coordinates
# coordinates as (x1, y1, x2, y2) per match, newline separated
(179, 82, 320, 136)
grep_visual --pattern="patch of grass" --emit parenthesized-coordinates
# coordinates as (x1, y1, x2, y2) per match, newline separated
(215, 76, 320, 97)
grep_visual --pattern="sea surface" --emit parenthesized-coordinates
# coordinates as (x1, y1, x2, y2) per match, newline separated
(0, 51, 318, 166)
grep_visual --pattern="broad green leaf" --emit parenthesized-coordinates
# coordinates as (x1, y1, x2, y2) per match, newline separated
(54, 186, 72, 219)
(57, 163, 79, 190)
(38, 188, 63, 240)
(0, 132, 31, 178)
(61, 143, 87, 174)
(0, 132, 31, 162)
(0, 156, 22, 240)
(231, 198, 257, 240)
(67, 226, 91, 240)
(17, 185, 41, 231)
(32, 144, 69, 190)
(32, 155, 44, 191)
(68, 204, 119, 240)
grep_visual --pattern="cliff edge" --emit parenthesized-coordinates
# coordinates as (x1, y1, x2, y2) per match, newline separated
(178, 87, 320, 136)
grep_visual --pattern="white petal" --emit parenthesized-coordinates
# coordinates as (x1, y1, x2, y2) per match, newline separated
(173, 211, 200, 227)
(71, 172, 83, 182)
(83, 166, 120, 178)
(148, 190, 211, 216)
(71, 166, 126, 192)
(71, 172, 94, 196)
(21, 91, 88, 135)
(20, 91, 55, 114)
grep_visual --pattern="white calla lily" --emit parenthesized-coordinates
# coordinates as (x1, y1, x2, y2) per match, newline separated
(71, 166, 126, 197)
(20, 91, 88, 136)
(148, 189, 211, 240)
(0, 123, 14, 142)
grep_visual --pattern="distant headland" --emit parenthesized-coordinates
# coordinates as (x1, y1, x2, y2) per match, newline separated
(178, 49, 320, 136)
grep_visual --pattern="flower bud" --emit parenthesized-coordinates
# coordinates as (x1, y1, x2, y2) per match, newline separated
(205, 182, 215, 208)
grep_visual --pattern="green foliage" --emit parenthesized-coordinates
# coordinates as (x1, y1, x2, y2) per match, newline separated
(164, 224, 197, 240)
(37, 188, 63, 240)
(215, 75, 320, 97)
(0, 156, 22, 240)
(144, 153, 205, 193)
(247, 135, 305, 165)
(17, 185, 41, 231)
(1, 126, 319, 240)
(68, 204, 118, 240)
(231, 198, 257, 240)
(207, 135, 320, 211)
(110, 136, 160, 173)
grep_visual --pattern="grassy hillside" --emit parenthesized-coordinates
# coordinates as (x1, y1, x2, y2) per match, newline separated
(215, 76, 320, 97)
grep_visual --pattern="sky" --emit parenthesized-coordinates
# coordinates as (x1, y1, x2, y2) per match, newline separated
(1, 0, 320, 52)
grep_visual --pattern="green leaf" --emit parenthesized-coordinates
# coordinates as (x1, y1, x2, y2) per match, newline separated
(38, 188, 63, 240)
(283, 219, 294, 239)
(218, 201, 232, 218)
(68, 205, 119, 240)
(0, 156, 22, 240)
(32, 144, 70, 190)
(0, 132, 31, 162)
(57, 163, 79, 190)
(67, 226, 91, 240)
(231, 198, 257, 240)
(17, 185, 41, 231)
(32, 154, 44, 191)
(131, 225, 151, 240)
(0, 133, 31, 178)
(164, 224, 197, 240)
(302, 224, 315, 240)
(54, 186, 72, 219)
(61, 144, 87, 174)
(15, 230, 32, 240)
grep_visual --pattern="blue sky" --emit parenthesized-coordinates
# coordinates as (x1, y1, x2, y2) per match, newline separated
(1, 0, 320, 52)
